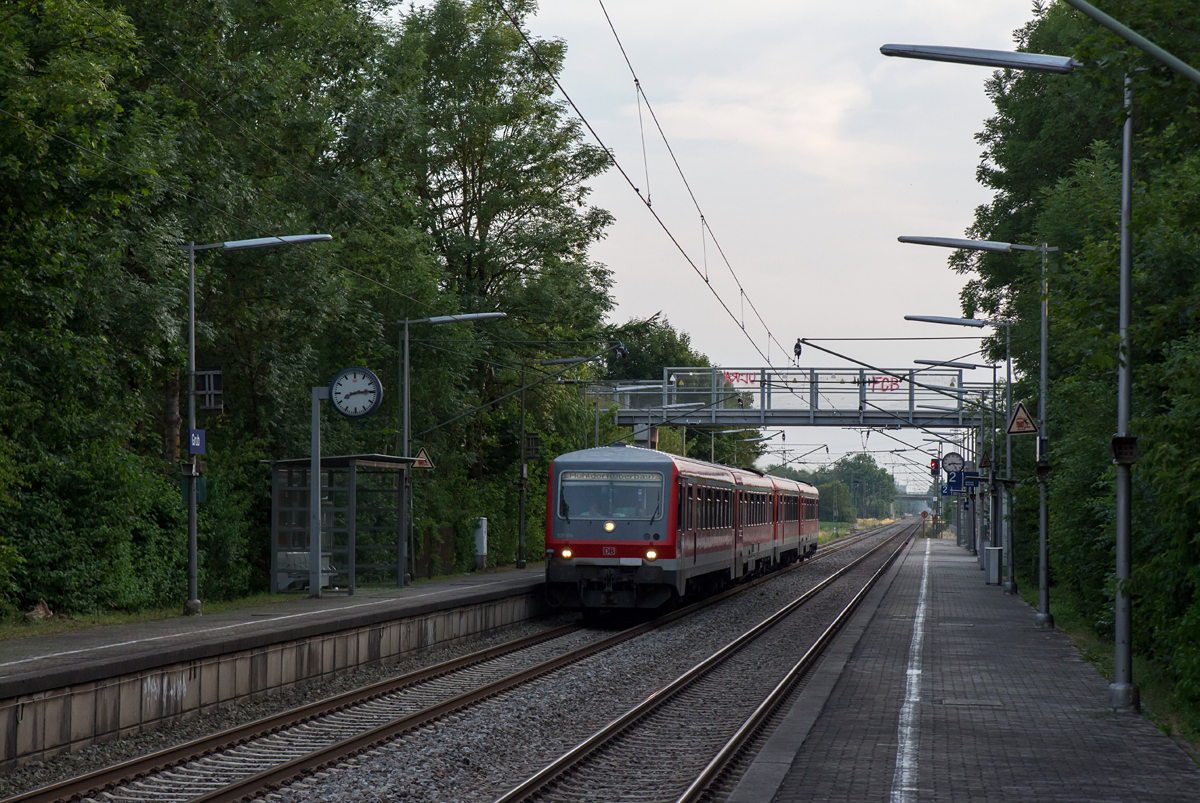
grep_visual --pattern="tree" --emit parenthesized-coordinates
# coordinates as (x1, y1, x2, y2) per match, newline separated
(948, 0, 1200, 713)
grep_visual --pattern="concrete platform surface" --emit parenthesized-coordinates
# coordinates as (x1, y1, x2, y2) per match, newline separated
(0, 568, 545, 699)
(734, 537, 1200, 803)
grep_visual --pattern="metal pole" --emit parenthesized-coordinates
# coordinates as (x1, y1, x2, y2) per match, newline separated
(969, 429, 977, 558)
(1110, 76, 1139, 711)
(1036, 245, 1055, 627)
(1004, 326, 1017, 594)
(186, 243, 201, 616)
(991, 365, 999, 572)
(595, 390, 601, 448)
(518, 366, 527, 569)
(310, 386, 323, 598)
(400, 319, 410, 587)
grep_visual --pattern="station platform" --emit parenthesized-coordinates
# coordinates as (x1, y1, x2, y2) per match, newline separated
(0, 567, 546, 767)
(731, 536, 1200, 803)
(0, 567, 545, 699)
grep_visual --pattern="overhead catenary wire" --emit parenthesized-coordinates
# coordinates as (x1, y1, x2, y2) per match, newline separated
(496, 0, 778, 369)
(595, 0, 790, 363)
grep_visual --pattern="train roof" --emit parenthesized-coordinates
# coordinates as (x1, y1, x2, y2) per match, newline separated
(551, 445, 817, 496)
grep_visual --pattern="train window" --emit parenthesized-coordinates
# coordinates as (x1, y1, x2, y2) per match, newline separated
(559, 471, 665, 521)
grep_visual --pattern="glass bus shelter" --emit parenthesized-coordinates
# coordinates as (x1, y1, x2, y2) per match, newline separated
(270, 454, 414, 594)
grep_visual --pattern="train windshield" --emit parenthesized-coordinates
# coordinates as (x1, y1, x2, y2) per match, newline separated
(558, 471, 664, 522)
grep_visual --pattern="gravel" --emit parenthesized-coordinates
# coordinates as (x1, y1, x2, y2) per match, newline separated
(271, 526, 910, 803)
(0, 617, 576, 800)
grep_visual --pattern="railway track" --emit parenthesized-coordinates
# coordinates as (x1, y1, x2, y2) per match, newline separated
(494, 521, 917, 803)
(5, 521, 908, 803)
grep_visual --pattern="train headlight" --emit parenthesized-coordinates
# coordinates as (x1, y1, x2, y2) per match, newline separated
(645, 549, 657, 561)
(560, 548, 573, 559)
(604, 521, 615, 532)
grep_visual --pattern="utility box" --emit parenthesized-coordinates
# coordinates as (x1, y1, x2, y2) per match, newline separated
(985, 547, 1003, 585)
(475, 517, 487, 572)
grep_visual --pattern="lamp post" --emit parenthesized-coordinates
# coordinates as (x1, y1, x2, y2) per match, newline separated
(399, 312, 506, 585)
(903, 236, 1057, 624)
(885, 41, 1139, 708)
(179, 234, 331, 615)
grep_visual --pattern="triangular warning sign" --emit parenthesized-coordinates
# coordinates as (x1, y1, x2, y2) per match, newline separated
(412, 447, 435, 470)
(1006, 402, 1039, 436)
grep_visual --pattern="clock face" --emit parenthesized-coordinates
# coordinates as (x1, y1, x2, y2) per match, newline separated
(330, 367, 383, 418)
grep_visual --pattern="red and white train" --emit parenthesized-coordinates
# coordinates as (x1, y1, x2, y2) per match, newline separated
(544, 443, 820, 610)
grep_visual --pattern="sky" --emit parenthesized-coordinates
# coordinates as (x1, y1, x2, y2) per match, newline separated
(520, 0, 1039, 490)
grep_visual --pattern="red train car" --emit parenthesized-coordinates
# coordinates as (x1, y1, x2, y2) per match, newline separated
(544, 443, 819, 610)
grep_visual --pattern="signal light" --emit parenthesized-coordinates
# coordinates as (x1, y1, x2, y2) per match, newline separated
(930, 458, 941, 479)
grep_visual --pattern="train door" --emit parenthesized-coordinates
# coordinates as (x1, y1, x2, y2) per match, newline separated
(772, 493, 781, 566)
(687, 483, 697, 566)
(732, 488, 743, 580)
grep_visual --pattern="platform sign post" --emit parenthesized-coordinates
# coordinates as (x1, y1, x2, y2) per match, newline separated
(947, 470, 964, 491)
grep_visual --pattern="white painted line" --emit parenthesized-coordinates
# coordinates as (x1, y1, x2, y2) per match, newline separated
(0, 578, 526, 671)
(890, 538, 931, 803)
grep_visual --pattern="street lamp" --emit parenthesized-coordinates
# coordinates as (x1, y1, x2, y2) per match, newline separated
(399, 312, 506, 584)
(904, 236, 1057, 626)
(884, 38, 1140, 711)
(906, 314, 1015, 585)
(179, 234, 332, 615)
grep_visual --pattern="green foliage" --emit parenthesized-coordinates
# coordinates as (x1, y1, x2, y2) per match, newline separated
(766, 453, 894, 522)
(0, 0, 626, 613)
(954, 1, 1200, 707)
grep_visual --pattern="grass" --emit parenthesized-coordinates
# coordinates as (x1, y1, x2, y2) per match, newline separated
(818, 518, 894, 544)
(0, 592, 291, 642)
(1018, 580, 1200, 753)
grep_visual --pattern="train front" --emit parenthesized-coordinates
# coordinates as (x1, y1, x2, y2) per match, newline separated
(544, 445, 680, 610)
